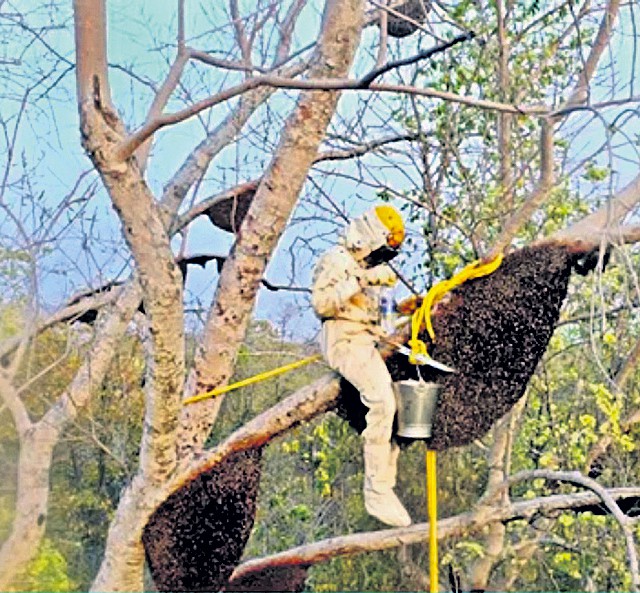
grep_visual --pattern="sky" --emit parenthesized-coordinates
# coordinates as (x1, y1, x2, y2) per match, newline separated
(2, 0, 639, 342)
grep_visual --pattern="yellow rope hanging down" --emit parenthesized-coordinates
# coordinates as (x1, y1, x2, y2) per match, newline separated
(409, 253, 504, 364)
(183, 354, 322, 405)
(426, 449, 438, 593)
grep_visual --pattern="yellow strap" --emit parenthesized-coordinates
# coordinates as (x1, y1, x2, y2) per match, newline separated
(183, 354, 322, 405)
(427, 449, 438, 593)
(410, 253, 504, 364)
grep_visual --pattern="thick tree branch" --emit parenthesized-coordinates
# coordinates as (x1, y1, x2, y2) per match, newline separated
(565, 0, 621, 107)
(488, 0, 623, 256)
(228, 487, 640, 585)
(470, 399, 525, 589)
(376, 3, 388, 67)
(0, 286, 121, 360)
(173, 132, 422, 234)
(160, 61, 307, 219)
(553, 172, 640, 242)
(75, 0, 186, 487)
(0, 372, 31, 436)
(177, 373, 339, 487)
(0, 281, 141, 590)
(73, 0, 112, 110)
(490, 120, 555, 256)
(146, 4, 309, 212)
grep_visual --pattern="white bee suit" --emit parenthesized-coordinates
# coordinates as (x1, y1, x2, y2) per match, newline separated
(311, 208, 411, 527)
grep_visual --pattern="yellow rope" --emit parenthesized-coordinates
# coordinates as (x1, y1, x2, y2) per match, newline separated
(426, 449, 438, 593)
(183, 354, 322, 405)
(409, 253, 504, 364)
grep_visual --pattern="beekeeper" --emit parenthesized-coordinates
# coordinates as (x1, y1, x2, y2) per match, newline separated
(311, 204, 411, 527)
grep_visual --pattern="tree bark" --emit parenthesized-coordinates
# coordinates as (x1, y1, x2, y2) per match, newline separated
(469, 399, 525, 589)
(0, 426, 58, 590)
(178, 0, 366, 459)
(75, 0, 187, 587)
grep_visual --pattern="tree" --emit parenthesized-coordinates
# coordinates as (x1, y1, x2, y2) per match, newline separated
(0, 0, 639, 591)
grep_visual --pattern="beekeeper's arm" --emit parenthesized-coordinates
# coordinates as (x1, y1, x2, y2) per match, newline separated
(311, 250, 362, 318)
(312, 251, 396, 318)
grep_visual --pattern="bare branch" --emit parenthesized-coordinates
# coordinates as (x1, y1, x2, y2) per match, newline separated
(136, 50, 190, 170)
(230, 0, 252, 67)
(173, 133, 420, 233)
(177, 0, 185, 50)
(160, 62, 307, 218)
(0, 287, 121, 361)
(471, 399, 526, 589)
(177, 373, 339, 483)
(274, 1, 302, 58)
(490, 120, 554, 256)
(0, 372, 31, 436)
(358, 32, 475, 87)
(376, 2, 388, 67)
(115, 77, 549, 162)
(188, 49, 266, 73)
(75, 0, 186, 489)
(486, 0, 625, 255)
(177, 0, 366, 458)
(553, 172, 640, 242)
(73, 0, 112, 110)
(566, 0, 622, 107)
(0, 281, 142, 589)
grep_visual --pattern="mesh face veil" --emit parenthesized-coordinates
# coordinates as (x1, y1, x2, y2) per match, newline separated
(361, 205, 405, 267)
(343, 204, 405, 267)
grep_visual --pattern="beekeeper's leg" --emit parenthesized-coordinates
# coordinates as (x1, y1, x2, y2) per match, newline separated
(388, 441, 401, 489)
(322, 323, 411, 527)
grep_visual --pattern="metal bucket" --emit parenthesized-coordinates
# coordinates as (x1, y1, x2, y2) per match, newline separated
(394, 380, 441, 439)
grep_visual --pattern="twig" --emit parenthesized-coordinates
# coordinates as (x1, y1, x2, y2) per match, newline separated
(358, 32, 475, 87)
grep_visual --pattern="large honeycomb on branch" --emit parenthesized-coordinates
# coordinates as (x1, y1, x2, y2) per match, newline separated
(143, 449, 263, 591)
(336, 243, 575, 449)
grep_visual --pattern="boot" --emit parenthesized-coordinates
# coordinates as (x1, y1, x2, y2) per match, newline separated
(363, 442, 412, 527)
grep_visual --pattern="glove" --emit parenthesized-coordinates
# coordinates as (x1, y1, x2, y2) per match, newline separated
(396, 294, 423, 315)
(359, 265, 397, 287)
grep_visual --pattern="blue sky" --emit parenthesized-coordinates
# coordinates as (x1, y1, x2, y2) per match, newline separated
(2, 0, 639, 341)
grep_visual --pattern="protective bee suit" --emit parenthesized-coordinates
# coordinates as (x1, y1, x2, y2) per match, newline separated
(311, 205, 411, 527)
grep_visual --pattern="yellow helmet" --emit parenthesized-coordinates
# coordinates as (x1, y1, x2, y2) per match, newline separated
(375, 204, 405, 249)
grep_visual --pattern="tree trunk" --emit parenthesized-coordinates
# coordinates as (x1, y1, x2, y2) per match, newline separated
(0, 282, 141, 587)
(0, 426, 58, 589)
